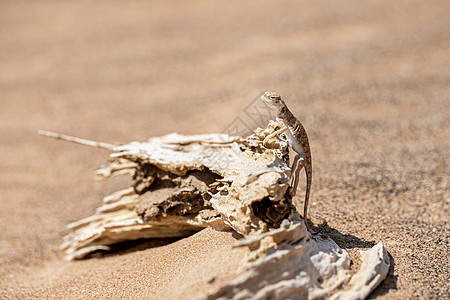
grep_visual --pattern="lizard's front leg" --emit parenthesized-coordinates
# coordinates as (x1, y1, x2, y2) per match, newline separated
(263, 121, 288, 147)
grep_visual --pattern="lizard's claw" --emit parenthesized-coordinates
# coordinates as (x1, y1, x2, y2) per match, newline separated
(310, 221, 327, 235)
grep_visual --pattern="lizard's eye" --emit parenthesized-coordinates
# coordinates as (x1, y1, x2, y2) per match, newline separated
(263, 92, 281, 102)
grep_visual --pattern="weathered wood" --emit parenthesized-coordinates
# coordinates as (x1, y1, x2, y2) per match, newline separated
(40, 121, 389, 299)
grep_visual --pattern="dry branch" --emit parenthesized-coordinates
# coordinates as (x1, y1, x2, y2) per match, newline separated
(40, 121, 389, 299)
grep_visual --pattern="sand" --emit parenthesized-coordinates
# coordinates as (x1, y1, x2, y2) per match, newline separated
(0, 0, 449, 299)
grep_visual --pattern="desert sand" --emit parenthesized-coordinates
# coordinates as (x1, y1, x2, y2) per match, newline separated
(0, 0, 448, 299)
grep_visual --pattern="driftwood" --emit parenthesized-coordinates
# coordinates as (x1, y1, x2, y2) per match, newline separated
(39, 121, 389, 299)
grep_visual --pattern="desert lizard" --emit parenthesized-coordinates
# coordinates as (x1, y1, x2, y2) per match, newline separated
(261, 91, 326, 235)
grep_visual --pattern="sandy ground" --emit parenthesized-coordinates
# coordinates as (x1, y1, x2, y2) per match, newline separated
(0, 0, 449, 299)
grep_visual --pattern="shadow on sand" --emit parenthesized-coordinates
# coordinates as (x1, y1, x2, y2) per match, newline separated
(81, 237, 183, 259)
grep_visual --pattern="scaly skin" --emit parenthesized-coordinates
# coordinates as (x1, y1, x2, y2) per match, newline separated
(261, 91, 326, 235)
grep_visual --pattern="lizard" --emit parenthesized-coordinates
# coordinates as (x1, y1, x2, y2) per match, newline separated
(261, 91, 326, 235)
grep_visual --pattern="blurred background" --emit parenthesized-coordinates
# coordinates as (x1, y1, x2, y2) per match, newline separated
(0, 0, 449, 298)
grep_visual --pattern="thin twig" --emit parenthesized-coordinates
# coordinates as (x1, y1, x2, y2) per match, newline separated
(37, 130, 116, 150)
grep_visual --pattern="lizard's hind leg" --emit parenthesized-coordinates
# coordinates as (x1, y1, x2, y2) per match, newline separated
(290, 153, 306, 197)
(289, 154, 300, 194)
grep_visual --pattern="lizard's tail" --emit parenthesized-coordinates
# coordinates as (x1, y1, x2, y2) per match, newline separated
(304, 166, 327, 235)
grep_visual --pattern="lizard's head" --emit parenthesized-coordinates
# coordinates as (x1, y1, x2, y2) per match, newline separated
(261, 91, 285, 110)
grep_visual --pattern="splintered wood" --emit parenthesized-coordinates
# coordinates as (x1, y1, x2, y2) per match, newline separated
(40, 121, 389, 299)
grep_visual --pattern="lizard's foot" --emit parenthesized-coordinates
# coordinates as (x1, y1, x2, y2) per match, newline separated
(262, 137, 275, 148)
(310, 221, 327, 235)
